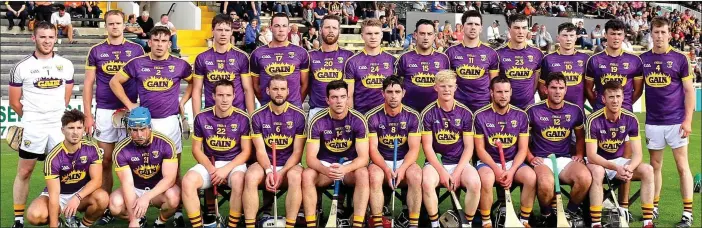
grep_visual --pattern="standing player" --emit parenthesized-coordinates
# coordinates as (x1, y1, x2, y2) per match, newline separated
(366, 76, 423, 228)
(474, 76, 536, 227)
(420, 70, 480, 228)
(250, 13, 310, 108)
(181, 80, 252, 228)
(308, 15, 354, 120)
(526, 73, 591, 225)
(82, 11, 145, 224)
(302, 80, 370, 228)
(346, 18, 397, 114)
(192, 14, 255, 115)
(584, 81, 655, 228)
(539, 22, 590, 109)
(497, 14, 543, 110)
(445, 10, 500, 112)
(109, 107, 181, 228)
(25, 110, 108, 228)
(396, 19, 450, 112)
(8, 21, 74, 228)
(640, 17, 696, 227)
(243, 76, 306, 228)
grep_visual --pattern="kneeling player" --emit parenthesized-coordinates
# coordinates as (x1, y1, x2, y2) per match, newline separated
(526, 73, 592, 225)
(475, 76, 536, 227)
(585, 81, 655, 228)
(367, 76, 423, 228)
(302, 80, 370, 228)
(243, 76, 306, 228)
(109, 107, 181, 228)
(420, 70, 481, 228)
(181, 80, 252, 228)
(26, 109, 108, 227)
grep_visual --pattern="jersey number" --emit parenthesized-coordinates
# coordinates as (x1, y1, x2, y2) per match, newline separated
(422, 65, 429, 71)
(656, 64, 661, 71)
(611, 131, 616, 138)
(276, 56, 283, 61)
(553, 118, 561, 126)
(611, 66, 618, 73)
(324, 60, 333, 67)
(217, 127, 226, 135)
(515, 59, 524, 66)
(565, 64, 572, 70)
(156, 69, 161, 76)
(276, 126, 281, 132)
(370, 65, 379, 73)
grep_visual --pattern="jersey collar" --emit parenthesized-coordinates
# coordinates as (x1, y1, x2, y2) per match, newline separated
(148, 52, 171, 60)
(105, 38, 127, 45)
(556, 49, 577, 56)
(384, 103, 403, 116)
(212, 106, 236, 118)
(32, 52, 55, 59)
(414, 47, 435, 56)
(603, 107, 622, 122)
(214, 43, 234, 54)
(491, 102, 511, 114)
(268, 102, 290, 115)
(652, 46, 673, 55)
(604, 48, 624, 57)
(507, 42, 527, 50)
(461, 40, 482, 48)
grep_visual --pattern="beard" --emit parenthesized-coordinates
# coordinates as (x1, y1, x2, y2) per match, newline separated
(271, 97, 287, 106)
(323, 33, 339, 45)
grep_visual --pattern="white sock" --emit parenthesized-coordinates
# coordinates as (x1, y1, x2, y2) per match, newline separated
(174, 211, 183, 219)
(14, 217, 23, 223)
(520, 218, 529, 224)
(155, 217, 166, 225)
(430, 220, 440, 228)
(483, 221, 492, 226)
(643, 220, 653, 226)
(683, 211, 693, 218)
(591, 222, 601, 227)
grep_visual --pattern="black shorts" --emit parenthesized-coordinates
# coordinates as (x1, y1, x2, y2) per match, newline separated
(18, 148, 46, 161)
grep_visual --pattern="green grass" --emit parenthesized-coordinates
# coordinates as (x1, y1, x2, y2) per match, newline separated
(1, 112, 700, 227)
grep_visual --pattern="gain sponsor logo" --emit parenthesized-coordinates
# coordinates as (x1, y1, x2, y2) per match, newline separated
(207, 70, 234, 82)
(361, 74, 385, 89)
(487, 133, 517, 148)
(456, 65, 485, 79)
(143, 76, 174, 91)
(33, 77, 63, 89)
(314, 68, 343, 82)
(541, 126, 570, 142)
(600, 73, 627, 86)
(134, 164, 160, 179)
(379, 134, 407, 148)
(265, 133, 293, 149)
(645, 72, 671, 88)
(61, 170, 86, 184)
(562, 71, 582, 86)
(412, 72, 435, 87)
(505, 67, 533, 80)
(599, 139, 623, 153)
(325, 138, 352, 153)
(206, 135, 236, 151)
(435, 129, 459, 145)
(102, 60, 126, 75)
(265, 62, 295, 76)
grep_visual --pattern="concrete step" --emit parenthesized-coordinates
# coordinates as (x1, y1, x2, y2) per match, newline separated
(1, 83, 191, 97)
(1, 26, 105, 36)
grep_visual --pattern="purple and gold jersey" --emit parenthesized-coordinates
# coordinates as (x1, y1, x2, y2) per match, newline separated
(44, 140, 102, 194)
(445, 43, 500, 111)
(473, 104, 529, 162)
(585, 108, 640, 160)
(420, 101, 474, 165)
(496, 44, 544, 109)
(396, 49, 450, 111)
(585, 49, 643, 111)
(193, 45, 250, 110)
(308, 108, 368, 163)
(525, 100, 585, 157)
(540, 50, 590, 109)
(366, 104, 421, 160)
(250, 42, 310, 107)
(192, 107, 251, 161)
(308, 48, 355, 109)
(251, 102, 307, 164)
(86, 39, 145, 109)
(113, 132, 178, 189)
(345, 50, 397, 113)
(119, 54, 193, 119)
(639, 47, 694, 125)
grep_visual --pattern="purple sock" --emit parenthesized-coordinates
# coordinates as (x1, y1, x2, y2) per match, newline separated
(566, 202, 580, 212)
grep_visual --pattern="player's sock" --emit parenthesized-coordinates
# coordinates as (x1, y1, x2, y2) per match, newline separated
(285, 218, 296, 228)
(464, 212, 474, 226)
(683, 198, 693, 218)
(155, 213, 167, 225)
(188, 212, 203, 228)
(519, 206, 532, 223)
(80, 217, 94, 227)
(541, 204, 553, 216)
(305, 215, 317, 227)
(653, 195, 660, 208)
(371, 213, 383, 228)
(228, 211, 241, 228)
(352, 215, 364, 228)
(642, 203, 654, 223)
(429, 212, 440, 228)
(481, 209, 492, 226)
(566, 202, 580, 212)
(409, 212, 419, 227)
(590, 205, 602, 225)
(14, 204, 25, 223)
(619, 200, 629, 210)
(244, 219, 255, 228)
(551, 198, 558, 213)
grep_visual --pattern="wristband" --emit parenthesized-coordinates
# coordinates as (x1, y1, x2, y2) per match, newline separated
(75, 193, 83, 201)
(265, 168, 273, 175)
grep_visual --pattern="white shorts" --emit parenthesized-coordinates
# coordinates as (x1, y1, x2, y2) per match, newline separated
(538, 156, 573, 175)
(94, 108, 128, 143)
(151, 115, 182, 154)
(645, 124, 689, 150)
(425, 162, 472, 174)
(321, 160, 353, 167)
(587, 157, 631, 180)
(188, 161, 247, 189)
(40, 190, 81, 211)
(476, 160, 527, 171)
(308, 107, 325, 122)
(20, 111, 63, 154)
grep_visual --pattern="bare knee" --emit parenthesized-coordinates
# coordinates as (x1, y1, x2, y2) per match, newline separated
(479, 169, 495, 189)
(91, 189, 110, 209)
(165, 187, 181, 208)
(17, 165, 34, 180)
(182, 172, 201, 192)
(109, 193, 125, 214)
(638, 164, 654, 181)
(229, 172, 245, 193)
(286, 168, 302, 187)
(406, 167, 422, 187)
(368, 165, 384, 188)
(589, 165, 605, 183)
(575, 169, 593, 187)
(302, 169, 318, 187)
(244, 170, 263, 189)
(354, 168, 369, 187)
(27, 208, 47, 225)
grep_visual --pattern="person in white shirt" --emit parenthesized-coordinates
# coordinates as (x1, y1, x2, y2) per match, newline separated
(154, 14, 180, 53)
(50, 5, 76, 44)
(487, 20, 503, 44)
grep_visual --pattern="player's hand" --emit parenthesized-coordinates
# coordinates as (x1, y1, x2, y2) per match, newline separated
(128, 220, 141, 228)
(394, 166, 407, 189)
(438, 170, 452, 190)
(572, 155, 585, 164)
(530, 157, 545, 166)
(614, 165, 630, 181)
(383, 167, 396, 189)
(450, 171, 462, 191)
(622, 164, 634, 179)
(265, 172, 283, 192)
(680, 120, 692, 138)
(211, 167, 229, 186)
(501, 170, 515, 188)
(84, 115, 95, 136)
(127, 103, 138, 111)
(62, 196, 80, 218)
(494, 168, 507, 187)
(327, 166, 344, 180)
(132, 197, 150, 219)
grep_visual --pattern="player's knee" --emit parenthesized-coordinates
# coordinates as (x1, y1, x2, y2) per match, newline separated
(649, 156, 663, 170)
(588, 165, 605, 182)
(102, 156, 113, 169)
(17, 165, 34, 180)
(165, 187, 181, 208)
(354, 168, 369, 186)
(464, 177, 481, 193)
(182, 172, 201, 191)
(244, 170, 263, 187)
(575, 169, 593, 186)
(27, 208, 47, 225)
(406, 169, 422, 187)
(92, 189, 110, 209)
(537, 173, 554, 188)
(421, 176, 438, 191)
(638, 164, 654, 179)
(229, 173, 245, 192)
(479, 169, 495, 187)
(109, 193, 124, 213)
(287, 169, 302, 186)
(302, 169, 317, 186)
(368, 167, 384, 188)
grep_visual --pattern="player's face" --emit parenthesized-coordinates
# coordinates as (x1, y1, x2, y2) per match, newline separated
(414, 24, 435, 50)
(602, 89, 623, 113)
(271, 17, 290, 43)
(362, 26, 383, 49)
(651, 25, 671, 49)
(434, 80, 457, 102)
(213, 85, 234, 112)
(129, 127, 152, 146)
(148, 33, 172, 58)
(382, 84, 404, 109)
(326, 88, 348, 115)
(62, 121, 85, 145)
(463, 17, 482, 40)
(32, 28, 56, 55)
(509, 20, 529, 44)
(321, 19, 340, 45)
(105, 14, 125, 38)
(491, 82, 512, 108)
(557, 30, 577, 50)
(546, 80, 567, 105)
(605, 29, 625, 50)
(213, 23, 233, 46)
(267, 80, 289, 106)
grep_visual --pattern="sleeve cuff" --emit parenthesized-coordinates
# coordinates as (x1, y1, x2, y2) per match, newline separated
(118, 70, 130, 78)
(634, 76, 643, 79)
(306, 139, 320, 143)
(344, 79, 355, 83)
(242, 136, 251, 139)
(489, 69, 499, 74)
(474, 134, 484, 138)
(295, 134, 307, 138)
(585, 138, 597, 143)
(9, 82, 22, 87)
(629, 136, 641, 141)
(44, 175, 58, 180)
(682, 75, 693, 81)
(575, 125, 584, 130)
(241, 73, 251, 77)
(92, 160, 103, 164)
(85, 66, 96, 70)
(356, 137, 369, 142)
(584, 76, 594, 81)
(421, 131, 432, 135)
(300, 69, 310, 73)
(184, 75, 193, 82)
(163, 158, 179, 163)
(462, 132, 474, 136)
(519, 133, 529, 137)
(409, 132, 422, 136)
(115, 166, 130, 172)
(250, 73, 260, 77)
(193, 74, 204, 79)
(538, 79, 545, 83)
(66, 79, 74, 84)
(251, 134, 263, 138)
(368, 133, 377, 137)
(192, 135, 203, 141)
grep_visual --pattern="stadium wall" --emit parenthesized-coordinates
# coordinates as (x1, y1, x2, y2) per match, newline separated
(149, 2, 201, 30)
(117, 2, 140, 18)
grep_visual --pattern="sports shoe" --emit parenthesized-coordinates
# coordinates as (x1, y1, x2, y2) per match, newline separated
(643, 221, 656, 228)
(139, 217, 148, 228)
(652, 207, 659, 220)
(11, 220, 23, 228)
(532, 213, 555, 227)
(152, 222, 166, 228)
(619, 207, 633, 223)
(591, 223, 603, 228)
(63, 216, 80, 227)
(203, 221, 218, 228)
(173, 214, 185, 228)
(481, 223, 492, 228)
(94, 209, 114, 225)
(565, 208, 585, 228)
(676, 215, 693, 228)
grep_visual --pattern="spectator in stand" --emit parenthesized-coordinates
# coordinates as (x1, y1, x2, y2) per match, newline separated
(258, 24, 271, 46)
(529, 23, 539, 44)
(302, 25, 319, 50)
(137, 11, 154, 40)
(380, 16, 392, 45)
(431, 1, 447, 13)
(342, 1, 356, 25)
(487, 20, 503, 44)
(5, 1, 28, 31)
(83, 2, 102, 27)
(671, 33, 685, 50)
(452, 23, 463, 44)
(65, 2, 86, 21)
(433, 20, 440, 33)
(622, 35, 633, 52)
(289, 24, 302, 46)
(329, 1, 342, 16)
(591, 24, 604, 48)
(230, 12, 244, 45)
(521, 2, 536, 16)
(244, 18, 260, 52)
(154, 14, 181, 53)
(33, 1, 53, 23)
(302, 3, 314, 28)
(51, 5, 77, 44)
(314, 1, 328, 29)
(275, 1, 293, 17)
(412, 1, 426, 12)
(125, 14, 148, 48)
(375, 4, 386, 19)
(629, 12, 648, 45)
(535, 24, 552, 51)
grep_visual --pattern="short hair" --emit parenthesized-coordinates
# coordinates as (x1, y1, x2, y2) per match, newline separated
(508, 13, 528, 27)
(415, 19, 434, 30)
(161, 14, 168, 18)
(142, 11, 149, 16)
(149, 26, 172, 38)
(213, 80, 234, 93)
(604, 19, 627, 33)
(61, 109, 85, 127)
(57, 4, 66, 11)
(269, 75, 288, 86)
(602, 80, 623, 93)
(326, 80, 348, 97)
(650, 17, 671, 31)
(361, 18, 383, 32)
(271, 12, 289, 24)
(321, 15, 340, 27)
(128, 14, 136, 21)
(380, 15, 387, 21)
(461, 10, 482, 25)
(557, 22, 577, 34)
(382, 75, 404, 91)
(545, 72, 567, 87)
(33, 21, 56, 34)
(104, 10, 125, 22)
(435, 70, 457, 84)
(212, 14, 232, 29)
(490, 76, 511, 90)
